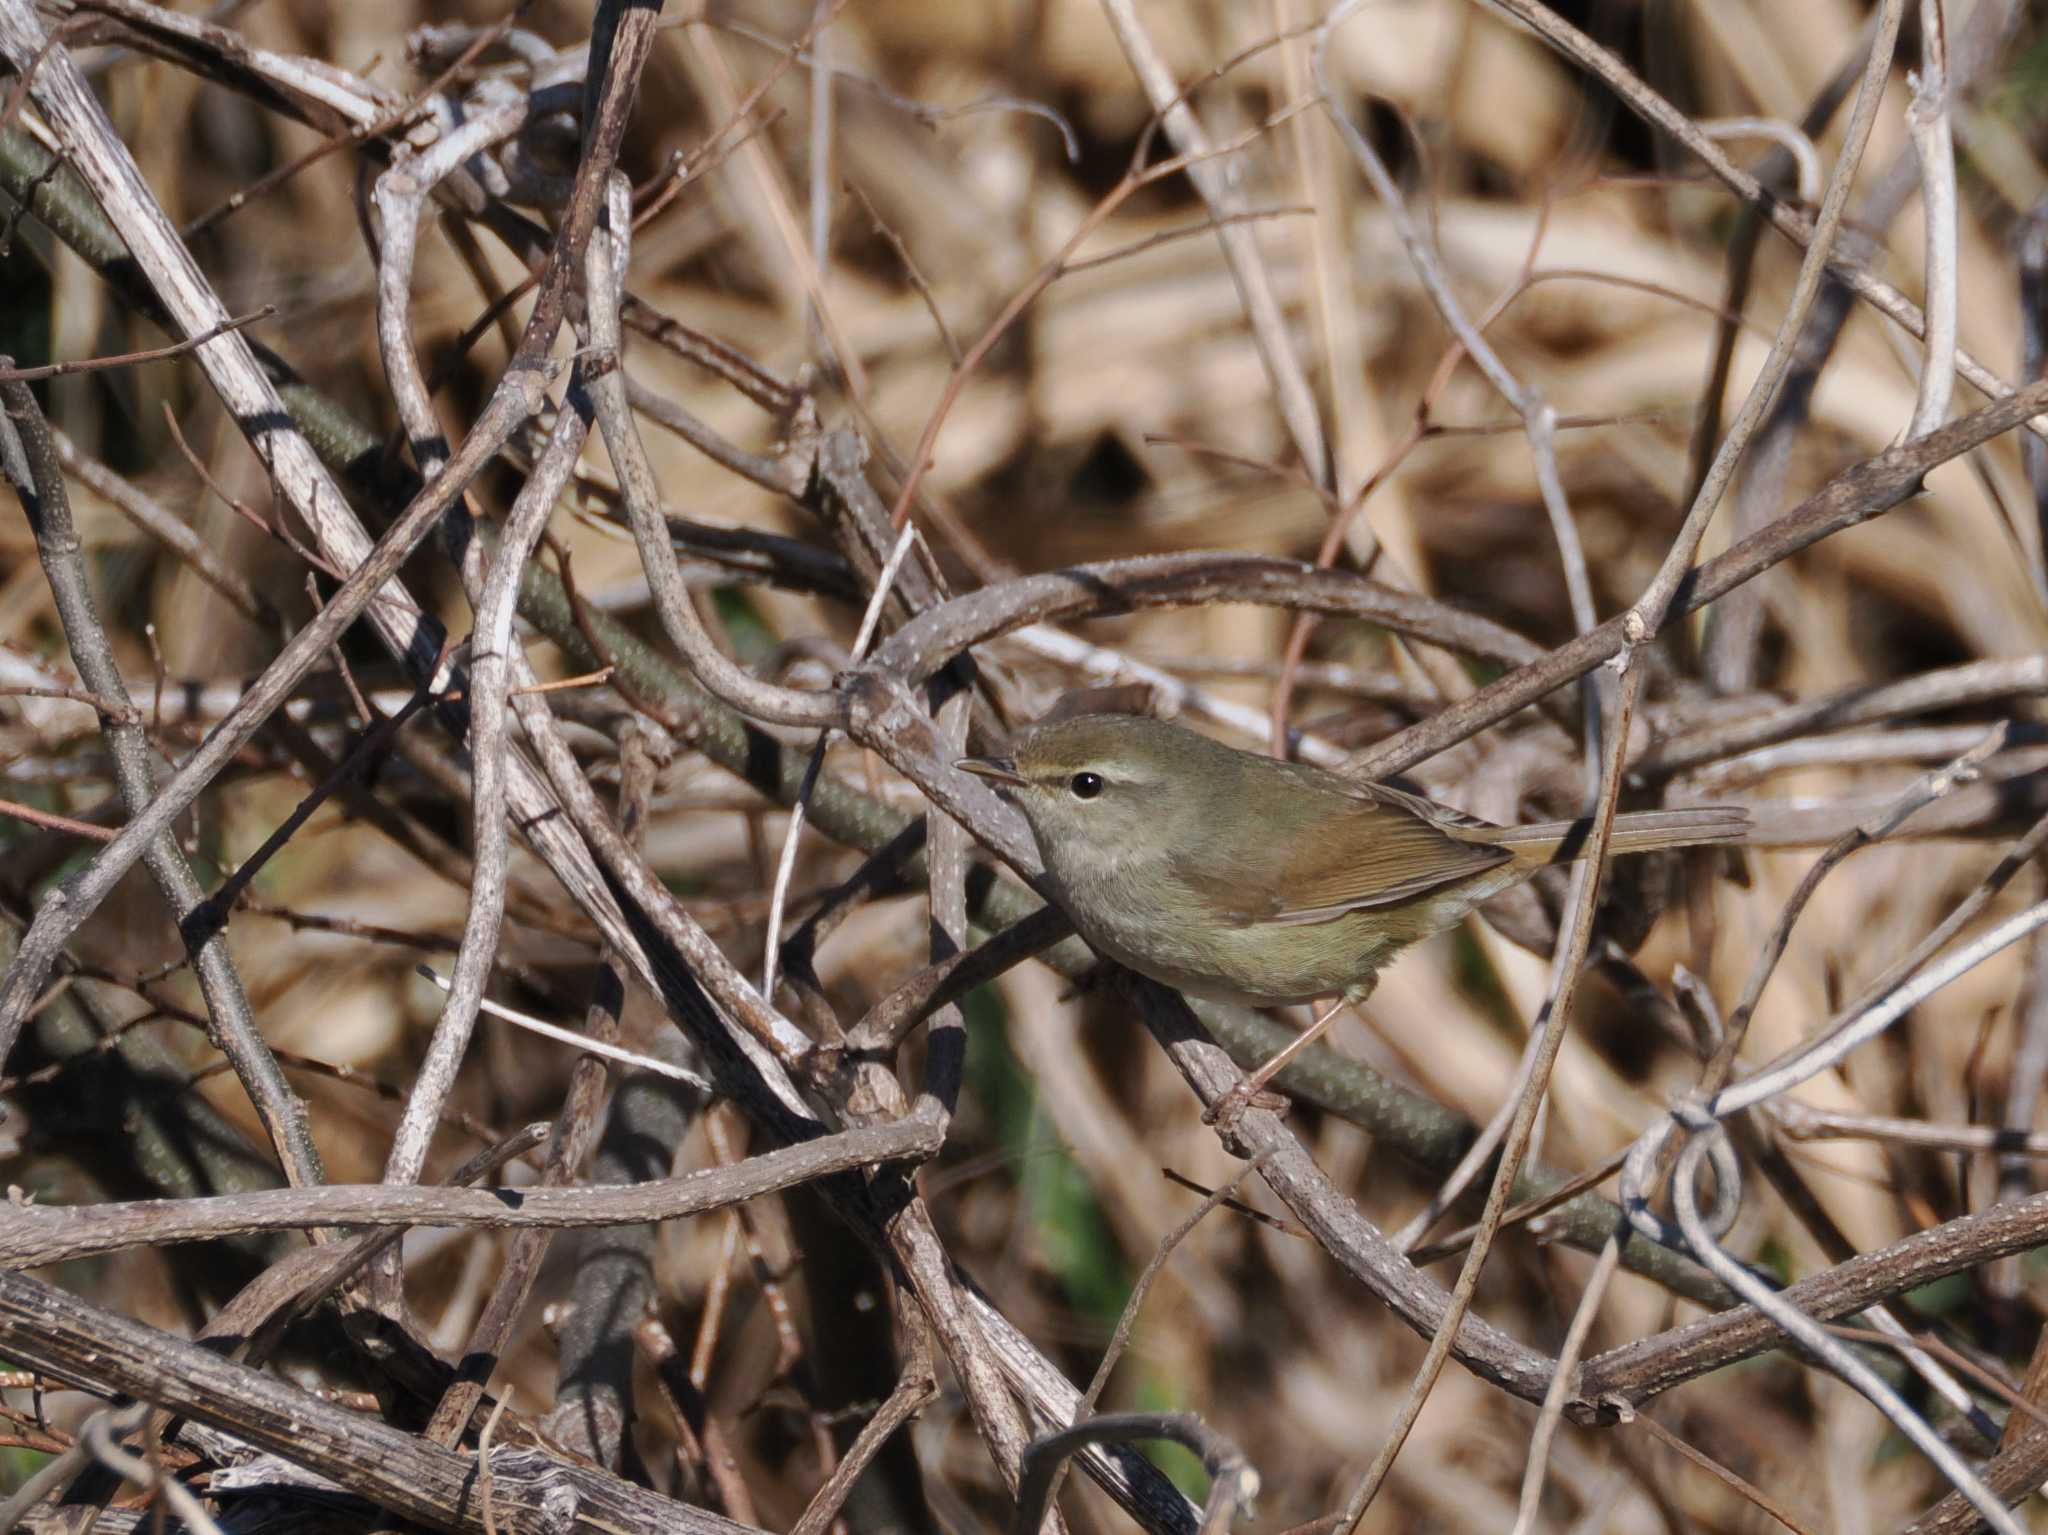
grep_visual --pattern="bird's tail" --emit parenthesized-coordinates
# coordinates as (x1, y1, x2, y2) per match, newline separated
(1485, 806, 1750, 865)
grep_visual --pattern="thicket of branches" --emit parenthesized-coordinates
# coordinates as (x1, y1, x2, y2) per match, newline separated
(4, 0, 2048, 1531)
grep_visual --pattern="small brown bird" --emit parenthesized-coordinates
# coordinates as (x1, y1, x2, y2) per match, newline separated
(959, 712, 1747, 1011)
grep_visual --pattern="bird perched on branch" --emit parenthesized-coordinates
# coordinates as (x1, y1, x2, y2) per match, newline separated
(960, 712, 1747, 1108)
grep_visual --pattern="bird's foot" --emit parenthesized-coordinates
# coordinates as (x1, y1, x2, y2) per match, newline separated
(1203, 1080, 1291, 1134)
(1203, 994, 1354, 1138)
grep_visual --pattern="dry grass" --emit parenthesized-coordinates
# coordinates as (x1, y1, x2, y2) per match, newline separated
(5, 1, 2048, 1532)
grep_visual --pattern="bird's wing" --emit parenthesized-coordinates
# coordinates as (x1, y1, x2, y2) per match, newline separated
(1251, 783, 1513, 926)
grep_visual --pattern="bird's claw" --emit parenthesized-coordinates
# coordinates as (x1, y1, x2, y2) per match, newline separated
(1203, 1081, 1290, 1133)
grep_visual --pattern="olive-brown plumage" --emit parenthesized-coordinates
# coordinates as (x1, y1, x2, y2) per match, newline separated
(959, 713, 1746, 1006)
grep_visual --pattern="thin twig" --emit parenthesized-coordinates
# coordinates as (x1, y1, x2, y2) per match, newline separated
(415, 965, 713, 1092)
(1336, 666, 1640, 1526)
(1620, 0, 1904, 650)
(1655, 1118, 2020, 1534)
(1015, 1413, 1258, 1535)
(0, 305, 273, 381)
(1906, 0, 1957, 438)
(1038, 1153, 1273, 1522)
(1099, 0, 1327, 486)
(1511, 1231, 1623, 1535)
(1486, 0, 2040, 436)
(1, 372, 324, 1190)
(1632, 1412, 1820, 1535)
(0, 1114, 944, 1269)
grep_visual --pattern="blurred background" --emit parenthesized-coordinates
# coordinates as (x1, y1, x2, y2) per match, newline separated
(7, 0, 2048, 1531)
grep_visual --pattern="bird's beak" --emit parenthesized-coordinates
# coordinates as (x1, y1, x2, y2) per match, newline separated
(956, 755, 1026, 788)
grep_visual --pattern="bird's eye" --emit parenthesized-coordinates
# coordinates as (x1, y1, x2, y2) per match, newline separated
(1068, 771, 1104, 800)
